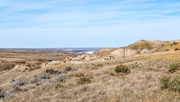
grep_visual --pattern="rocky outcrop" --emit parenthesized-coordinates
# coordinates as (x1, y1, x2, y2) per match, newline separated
(109, 48, 139, 58)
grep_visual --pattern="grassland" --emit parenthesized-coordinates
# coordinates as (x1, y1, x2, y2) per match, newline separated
(0, 44, 180, 102)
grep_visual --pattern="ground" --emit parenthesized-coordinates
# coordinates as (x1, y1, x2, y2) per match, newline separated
(0, 40, 180, 102)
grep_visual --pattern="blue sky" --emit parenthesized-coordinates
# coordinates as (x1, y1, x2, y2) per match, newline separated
(0, 0, 180, 48)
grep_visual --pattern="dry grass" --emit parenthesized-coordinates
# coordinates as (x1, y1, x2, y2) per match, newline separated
(0, 49, 77, 62)
(158, 41, 180, 51)
(1, 50, 180, 102)
(128, 40, 153, 50)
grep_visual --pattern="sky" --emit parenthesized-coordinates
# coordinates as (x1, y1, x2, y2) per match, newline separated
(0, 0, 180, 48)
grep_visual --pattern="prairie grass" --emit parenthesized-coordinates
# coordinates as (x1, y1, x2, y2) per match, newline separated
(1, 51, 180, 102)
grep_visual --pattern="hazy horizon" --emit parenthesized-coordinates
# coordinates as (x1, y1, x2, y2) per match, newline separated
(0, 0, 180, 48)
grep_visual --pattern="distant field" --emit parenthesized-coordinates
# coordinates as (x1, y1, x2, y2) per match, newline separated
(0, 49, 77, 62)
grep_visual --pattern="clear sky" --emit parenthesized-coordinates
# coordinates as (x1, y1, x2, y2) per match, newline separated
(0, 0, 180, 48)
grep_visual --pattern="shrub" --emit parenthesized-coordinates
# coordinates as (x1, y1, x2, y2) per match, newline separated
(13, 78, 29, 86)
(160, 75, 180, 93)
(77, 77, 91, 85)
(56, 75, 65, 82)
(114, 65, 130, 74)
(63, 67, 73, 73)
(170, 76, 180, 92)
(168, 63, 180, 73)
(160, 75, 171, 89)
(174, 48, 180, 51)
(173, 42, 178, 45)
(0, 61, 16, 71)
(35, 73, 51, 79)
(0, 89, 13, 99)
(45, 69, 62, 75)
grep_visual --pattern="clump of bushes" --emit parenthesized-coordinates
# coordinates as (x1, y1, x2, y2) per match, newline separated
(160, 75, 180, 93)
(0, 61, 16, 71)
(114, 65, 130, 74)
(77, 77, 91, 85)
(168, 63, 180, 73)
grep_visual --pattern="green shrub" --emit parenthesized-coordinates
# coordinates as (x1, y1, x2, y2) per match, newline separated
(160, 75, 180, 93)
(170, 76, 180, 92)
(77, 77, 91, 85)
(168, 63, 180, 73)
(160, 75, 171, 89)
(114, 65, 130, 74)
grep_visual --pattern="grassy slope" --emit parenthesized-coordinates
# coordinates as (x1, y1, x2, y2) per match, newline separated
(158, 41, 180, 51)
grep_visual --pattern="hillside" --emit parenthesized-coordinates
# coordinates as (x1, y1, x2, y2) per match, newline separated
(0, 40, 180, 102)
